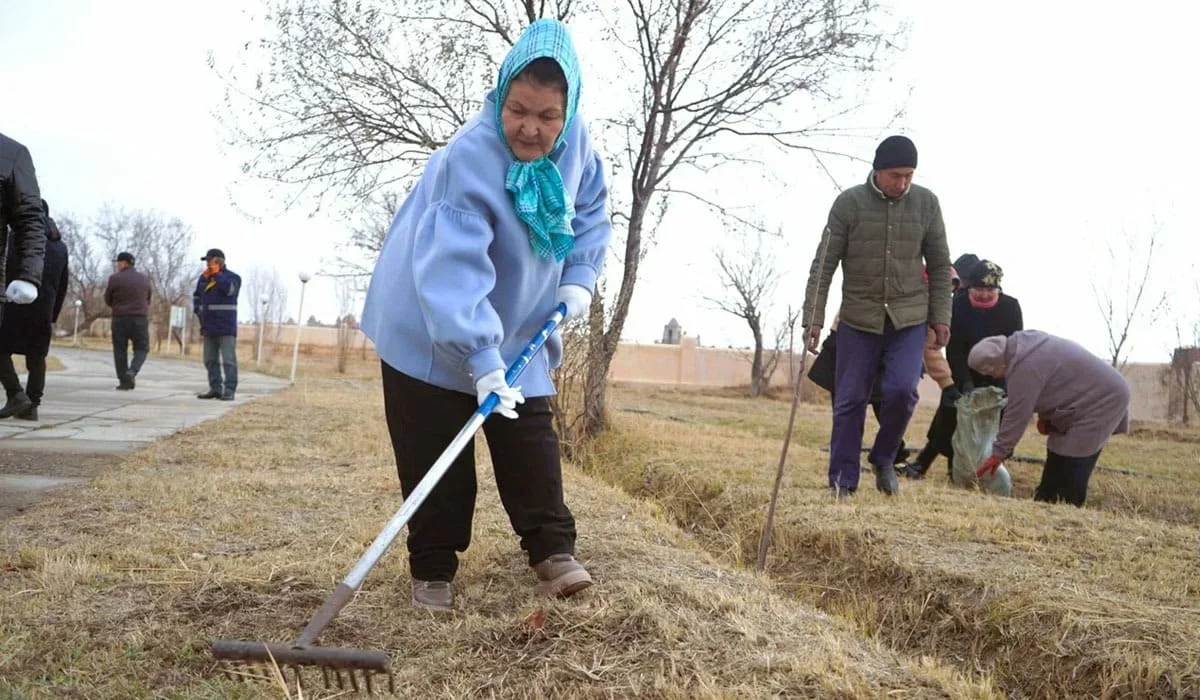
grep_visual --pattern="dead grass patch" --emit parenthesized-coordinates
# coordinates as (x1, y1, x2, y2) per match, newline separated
(0, 376, 991, 698)
(577, 384, 1200, 698)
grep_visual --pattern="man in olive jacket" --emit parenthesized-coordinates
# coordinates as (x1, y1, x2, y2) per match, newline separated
(801, 135, 952, 497)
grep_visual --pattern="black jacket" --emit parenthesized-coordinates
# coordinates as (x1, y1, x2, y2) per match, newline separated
(0, 218, 69, 357)
(947, 292, 1024, 391)
(0, 133, 46, 291)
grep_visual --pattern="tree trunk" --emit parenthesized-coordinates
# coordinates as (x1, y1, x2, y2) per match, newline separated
(582, 195, 648, 437)
(750, 324, 765, 397)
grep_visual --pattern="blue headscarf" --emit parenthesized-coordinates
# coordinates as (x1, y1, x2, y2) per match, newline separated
(495, 19, 582, 263)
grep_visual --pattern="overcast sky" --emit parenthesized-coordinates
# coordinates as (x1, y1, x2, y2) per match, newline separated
(2, 0, 1196, 363)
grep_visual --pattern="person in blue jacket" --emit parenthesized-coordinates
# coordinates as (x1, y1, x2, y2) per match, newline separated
(192, 248, 241, 401)
(361, 19, 611, 613)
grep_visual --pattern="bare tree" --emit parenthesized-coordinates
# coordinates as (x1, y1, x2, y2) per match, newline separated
(1092, 224, 1168, 369)
(217, 0, 898, 440)
(334, 277, 361, 373)
(706, 230, 783, 397)
(56, 207, 196, 343)
(245, 266, 290, 324)
(55, 214, 110, 332)
(580, 0, 894, 435)
(89, 206, 197, 349)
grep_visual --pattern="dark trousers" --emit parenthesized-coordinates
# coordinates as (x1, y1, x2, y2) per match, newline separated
(203, 335, 238, 395)
(914, 404, 957, 474)
(381, 362, 576, 582)
(1035, 449, 1100, 507)
(0, 354, 45, 405)
(111, 315, 149, 380)
(828, 319, 927, 490)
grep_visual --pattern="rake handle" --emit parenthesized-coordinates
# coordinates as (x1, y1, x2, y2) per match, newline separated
(292, 304, 567, 648)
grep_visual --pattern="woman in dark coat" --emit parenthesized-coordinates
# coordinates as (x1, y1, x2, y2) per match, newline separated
(913, 259, 1023, 479)
(0, 200, 70, 421)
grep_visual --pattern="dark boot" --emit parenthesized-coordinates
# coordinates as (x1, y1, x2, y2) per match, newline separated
(16, 405, 37, 421)
(220, 391, 235, 401)
(197, 390, 222, 399)
(124, 372, 136, 390)
(115, 374, 134, 391)
(875, 463, 900, 496)
(0, 392, 33, 419)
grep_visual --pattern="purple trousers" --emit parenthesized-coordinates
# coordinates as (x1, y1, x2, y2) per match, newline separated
(829, 320, 926, 490)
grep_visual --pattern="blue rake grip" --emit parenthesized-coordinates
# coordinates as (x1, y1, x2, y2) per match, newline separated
(477, 302, 567, 416)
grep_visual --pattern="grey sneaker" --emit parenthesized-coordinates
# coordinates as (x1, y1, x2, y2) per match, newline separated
(411, 579, 454, 612)
(875, 463, 900, 496)
(533, 554, 593, 598)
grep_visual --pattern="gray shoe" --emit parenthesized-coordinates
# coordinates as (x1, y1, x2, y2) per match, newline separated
(411, 579, 454, 612)
(875, 463, 900, 496)
(533, 554, 593, 598)
(828, 485, 855, 500)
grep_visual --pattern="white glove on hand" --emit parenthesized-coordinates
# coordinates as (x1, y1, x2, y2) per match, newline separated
(4, 280, 37, 304)
(474, 369, 525, 420)
(556, 284, 592, 323)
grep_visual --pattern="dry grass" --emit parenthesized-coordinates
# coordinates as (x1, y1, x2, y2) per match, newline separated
(576, 384, 1200, 698)
(0, 374, 994, 698)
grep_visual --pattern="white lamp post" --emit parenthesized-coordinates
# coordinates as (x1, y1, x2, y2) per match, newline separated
(290, 273, 311, 383)
(72, 300, 82, 346)
(257, 298, 270, 366)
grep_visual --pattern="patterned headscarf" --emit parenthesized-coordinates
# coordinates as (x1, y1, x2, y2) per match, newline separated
(968, 335, 1009, 376)
(495, 19, 582, 263)
(965, 259, 1004, 289)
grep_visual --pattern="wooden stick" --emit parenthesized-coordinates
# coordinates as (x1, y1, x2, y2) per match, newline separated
(755, 227, 833, 571)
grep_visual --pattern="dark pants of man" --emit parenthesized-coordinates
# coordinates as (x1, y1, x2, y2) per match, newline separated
(828, 318, 926, 491)
(111, 315, 150, 380)
(0, 354, 45, 405)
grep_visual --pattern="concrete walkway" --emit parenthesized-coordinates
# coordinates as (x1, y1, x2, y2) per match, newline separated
(0, 348, 288, 516)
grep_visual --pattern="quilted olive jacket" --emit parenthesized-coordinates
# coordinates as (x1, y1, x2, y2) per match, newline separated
(802, 173, 952, 334)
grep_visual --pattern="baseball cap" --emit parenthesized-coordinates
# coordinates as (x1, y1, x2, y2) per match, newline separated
(114, 252, 135, 265)
(201, 248, 226, 261)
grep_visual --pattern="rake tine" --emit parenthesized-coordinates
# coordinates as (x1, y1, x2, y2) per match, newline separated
(350, 670, 360, 692)
(365, 670, 374, 693)
(292, 665, 303, 693)
(321, 666, 331, 689)
(335, 669, 345, 689)
(388, 670, 396, 694)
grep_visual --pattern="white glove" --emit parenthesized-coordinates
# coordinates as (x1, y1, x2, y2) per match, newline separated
(474, 369, 525, 419)
(4, 280, 37, 304)
(556, 284, 592, 323)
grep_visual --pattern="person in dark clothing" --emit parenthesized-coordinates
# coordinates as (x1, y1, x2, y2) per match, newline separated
(947, 260, 1024, 394)
(0, 132, 47, 326)
(103, 252, 152, 390)
(0, 200, 69, 420)
(192, 248, 241, 400)
(911, 259, 1023, 480)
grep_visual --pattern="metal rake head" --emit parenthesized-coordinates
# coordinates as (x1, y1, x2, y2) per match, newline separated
(213, 640, 395, 694)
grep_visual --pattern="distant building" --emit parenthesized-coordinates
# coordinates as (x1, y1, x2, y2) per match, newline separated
(662, 318, 682, 344)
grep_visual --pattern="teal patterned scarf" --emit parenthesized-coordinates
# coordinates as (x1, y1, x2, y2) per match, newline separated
(495, 19, 582, 262)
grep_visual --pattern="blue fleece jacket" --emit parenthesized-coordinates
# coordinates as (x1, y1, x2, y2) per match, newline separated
(360, 91, 611, 397)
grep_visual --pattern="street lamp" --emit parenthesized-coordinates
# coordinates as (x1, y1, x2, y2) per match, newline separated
(257, 297, 270, 367)
(72, 300, 82, 346)
(290, 273, 311, 383)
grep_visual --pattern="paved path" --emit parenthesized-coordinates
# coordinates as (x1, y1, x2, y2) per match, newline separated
(0, 348, 288, 517)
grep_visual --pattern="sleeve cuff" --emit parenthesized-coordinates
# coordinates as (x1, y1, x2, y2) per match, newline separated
(465, 345, 506, 380)
(560, 263, 598, 292)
